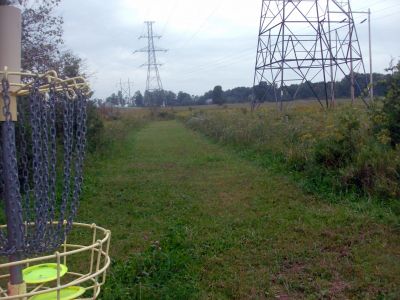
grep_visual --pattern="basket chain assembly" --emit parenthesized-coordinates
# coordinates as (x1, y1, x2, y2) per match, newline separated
(0, 76, 88, 256)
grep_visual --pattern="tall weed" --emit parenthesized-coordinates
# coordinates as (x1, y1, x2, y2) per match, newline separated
(184, 103, 400, 202)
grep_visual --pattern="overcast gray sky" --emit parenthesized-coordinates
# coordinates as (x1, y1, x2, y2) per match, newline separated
(57, 0, 400, 99)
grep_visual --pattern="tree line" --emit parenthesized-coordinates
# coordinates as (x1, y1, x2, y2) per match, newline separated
(104, 71, 392, 107)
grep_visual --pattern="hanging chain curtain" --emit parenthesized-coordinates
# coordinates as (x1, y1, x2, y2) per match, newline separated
(0, 77, 87, 256)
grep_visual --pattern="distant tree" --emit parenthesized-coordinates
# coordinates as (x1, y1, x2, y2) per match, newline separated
(164, 90, 177, 106)
(91, 98, 103, 107)
(138, 90, 178, 106)
(197, 90, 213, 105)
(20, 0, 64, 73)
(57, 50, 85, 78)
(105, 93, 122, 106)
(224, 86, 252, 103)
(177, 91, 193, 106)
(192, 95, 200, 104)
(117, 91, 125, 106)
(134, 91, 144, 107)
(212, 85, 225, 105)
(145, 90, 166, 107)
(253, 81, 276, 102)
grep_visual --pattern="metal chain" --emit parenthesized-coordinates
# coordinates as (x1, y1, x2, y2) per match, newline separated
(47, 83, 57, 248)
(55, 86, 73, 247)
(16, 97, 32, 230)
(0, 78, 25, 256)
(0, 78, 88, 256)
(66, 89, 87, 234)
(29, 80, 47, 251)
(0, 116, 7, 248)
(39, 87, 51, 251)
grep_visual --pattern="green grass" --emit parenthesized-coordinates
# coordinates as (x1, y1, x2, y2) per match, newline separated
(78, 119, 400, 299)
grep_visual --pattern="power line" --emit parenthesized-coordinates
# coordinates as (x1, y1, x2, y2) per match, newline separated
(171, 0, 225, 51)
(181, 48, 254, 77)
(160, 0, 181, 36)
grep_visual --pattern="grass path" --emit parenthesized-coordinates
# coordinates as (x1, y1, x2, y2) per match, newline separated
(80, 120, 399, 299)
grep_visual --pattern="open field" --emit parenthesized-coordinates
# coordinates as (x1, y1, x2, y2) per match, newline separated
(77, 108, 400, 299)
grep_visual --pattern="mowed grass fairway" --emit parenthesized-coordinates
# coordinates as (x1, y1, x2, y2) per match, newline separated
(79, 119, 399, 299)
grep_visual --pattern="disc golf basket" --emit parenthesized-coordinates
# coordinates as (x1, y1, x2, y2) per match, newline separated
(0, 5, 111, 300)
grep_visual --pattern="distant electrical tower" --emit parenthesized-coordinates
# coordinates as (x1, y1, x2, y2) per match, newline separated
(118, 78, 134, 106)
(134, 21, 167, 106)
(253, 0, 371, 110)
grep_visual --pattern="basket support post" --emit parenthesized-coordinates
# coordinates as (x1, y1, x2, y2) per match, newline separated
(0, 5, 20, 121)
(0, 5, 26, 297)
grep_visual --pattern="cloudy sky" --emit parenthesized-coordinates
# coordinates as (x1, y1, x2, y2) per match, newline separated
(57, 0, 400, 99)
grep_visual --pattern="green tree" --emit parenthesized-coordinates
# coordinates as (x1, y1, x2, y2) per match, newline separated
(212, 85, 224, 105)
(382, 62, 400, 146)
(145, 90, 167, 107)
(177, 91, 193, 106)
(21, 0, 64, 73)
(371, 62, 400, 147)
(105, 93, 120, 106)
(134, 91, 144, 107)
(164, 90, 177, 106)
(58, 51, 85, 78)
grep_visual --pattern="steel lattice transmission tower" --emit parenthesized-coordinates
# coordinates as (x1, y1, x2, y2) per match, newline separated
(118, 78, 134, 106)
(134, 21, 167, 106)
(253, 0, 369, 109)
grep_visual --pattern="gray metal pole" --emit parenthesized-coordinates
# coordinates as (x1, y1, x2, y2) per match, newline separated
(128, 78, 131, 104)
(368, 8, 373, 101)
(0, 5, 26, 295)
(280, 0, 286, 112)
(327, 0, 335, 107)
(348, 1, 355, 104)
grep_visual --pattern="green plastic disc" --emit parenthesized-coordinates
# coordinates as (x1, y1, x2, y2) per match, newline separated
(23, 263, 68, 284)
(29, 286, 85, 300)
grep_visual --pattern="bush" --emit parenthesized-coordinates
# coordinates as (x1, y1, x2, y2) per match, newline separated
(340, 142, 400, 198)
(86, 101, 105, 153)
(313, 109, 361, 168)
(371, 62, 400, 147)
(98, 105, 121, 121)
(183, 103, 400, 202)
(148, 107, 176, 120)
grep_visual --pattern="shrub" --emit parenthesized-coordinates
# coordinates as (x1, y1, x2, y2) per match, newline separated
(339, 141, 400, 198)
(371, 62, 400, 147)
(148, 107, 176, 120)
(183, 103, 400, 202)
(98, 105, 121, 121)
(313, 109, 361, 168)
(86, 101, 105, 153)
